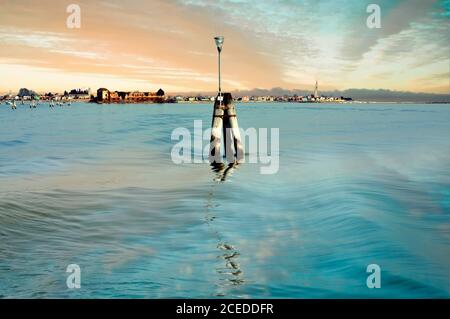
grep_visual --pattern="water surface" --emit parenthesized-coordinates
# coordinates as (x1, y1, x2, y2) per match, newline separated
(0, 102, 449, 298)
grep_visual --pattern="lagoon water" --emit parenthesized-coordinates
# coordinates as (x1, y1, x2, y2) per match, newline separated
(0, 102, 449, 298)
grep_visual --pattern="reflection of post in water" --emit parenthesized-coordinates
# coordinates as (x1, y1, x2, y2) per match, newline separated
(217, 242, 244, 287)
(203, 164, 244, 296)
(210, 162, 239, 182)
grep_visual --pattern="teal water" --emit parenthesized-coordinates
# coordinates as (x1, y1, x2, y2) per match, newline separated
(0, 102, 449, 298)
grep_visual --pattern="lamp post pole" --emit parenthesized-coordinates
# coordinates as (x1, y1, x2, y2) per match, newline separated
(218, 49, 221, 97)
(214, 36, 224, 105)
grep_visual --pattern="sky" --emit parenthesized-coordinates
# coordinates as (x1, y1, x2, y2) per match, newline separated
(0, 0, 449, 95)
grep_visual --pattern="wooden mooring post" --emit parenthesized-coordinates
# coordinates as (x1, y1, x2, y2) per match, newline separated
(209, 92, 244, 164)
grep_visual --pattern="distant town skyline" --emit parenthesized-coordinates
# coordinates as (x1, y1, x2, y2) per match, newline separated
(0, 0, 449, 95)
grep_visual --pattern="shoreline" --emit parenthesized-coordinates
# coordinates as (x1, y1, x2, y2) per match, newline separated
(1, 100, 449, 105)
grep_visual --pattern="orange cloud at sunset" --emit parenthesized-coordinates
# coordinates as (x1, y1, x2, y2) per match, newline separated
(0, 0, 286, 94)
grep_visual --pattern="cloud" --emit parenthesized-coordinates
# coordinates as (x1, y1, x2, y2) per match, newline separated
(0, 0, 282, 92)
(0, 0, 448, 93)
(340, 0, 441, 61)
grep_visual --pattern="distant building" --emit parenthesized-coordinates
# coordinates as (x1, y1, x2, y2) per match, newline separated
(17, 88, 39, 100)
(66, 88, 90, 99)
(96, 88, 165, 103)
(109, 91, 120, 102)
(314, 80, 319, 98)
(97, 88, 109, 102)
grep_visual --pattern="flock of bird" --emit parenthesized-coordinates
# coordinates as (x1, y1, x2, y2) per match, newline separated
(3, 100, 72, 110)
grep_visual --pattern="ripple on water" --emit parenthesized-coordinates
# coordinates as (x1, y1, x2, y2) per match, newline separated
(0, 102, 449, 298)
